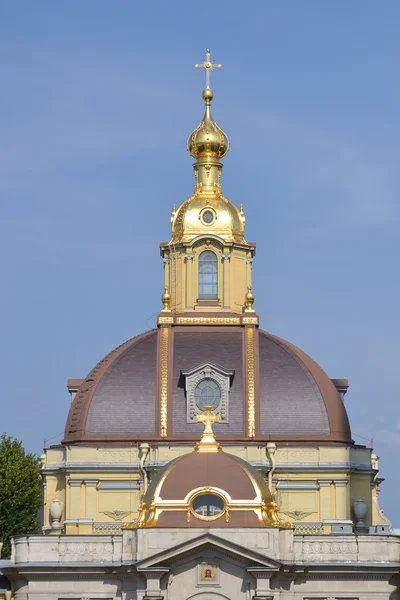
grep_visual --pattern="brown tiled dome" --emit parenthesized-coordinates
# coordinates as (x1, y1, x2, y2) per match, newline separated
(128, 449, 290, 529)
(63, 327, 352, 445)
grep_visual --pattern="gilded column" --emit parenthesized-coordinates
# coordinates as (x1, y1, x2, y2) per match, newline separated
(246, 327, 256, 438)
(318, 480, 332, 521)
(185, 253, 194, 309)
(160, 327, 170, 438)
(222, 253, 230, 309)
(334, 479, 349, 519)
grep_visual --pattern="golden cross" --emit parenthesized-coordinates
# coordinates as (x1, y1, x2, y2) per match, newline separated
(196, 405, 221, 434)
(195, 49, 222, 89)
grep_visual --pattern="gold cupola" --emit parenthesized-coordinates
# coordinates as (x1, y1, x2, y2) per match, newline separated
(171, 85, 244, 245)
(160, 51, 256, 316)
(187, 87, 229, 160)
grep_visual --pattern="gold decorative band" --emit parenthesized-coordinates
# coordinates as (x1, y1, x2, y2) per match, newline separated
(246, 327, 256, 438)
(177, 317, 240, 325)
(158, 316, 174, 324)
(160, 327, 169, 438)
(242, 316, 259, 325)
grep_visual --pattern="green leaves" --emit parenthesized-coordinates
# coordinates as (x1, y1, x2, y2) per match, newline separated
(0, 434, 42, 559)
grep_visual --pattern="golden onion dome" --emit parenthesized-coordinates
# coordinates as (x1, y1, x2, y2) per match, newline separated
(187, 88, 229, 159)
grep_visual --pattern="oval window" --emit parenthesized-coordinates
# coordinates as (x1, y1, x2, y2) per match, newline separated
(202, 209, 214, 224)
(192, 493, 225, 518)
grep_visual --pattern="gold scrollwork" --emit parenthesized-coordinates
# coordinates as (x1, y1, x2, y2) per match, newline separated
(247, 327, 255, 438)
(177, 317, 240, 325)
(160, 327, 169, 438)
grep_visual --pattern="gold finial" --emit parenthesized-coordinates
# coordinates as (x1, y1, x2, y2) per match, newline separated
(244, 286, 255, 313)
(195, 405, 221, 453)
(195, 49, 222, 89)
(170, 204, 176, 225)
(187, 52, 229, 161)
(161, 286, 171, 312)
(240, 204, 246, 226)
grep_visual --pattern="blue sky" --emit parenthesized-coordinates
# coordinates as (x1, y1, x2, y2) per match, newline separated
(1, 2, 399, 521)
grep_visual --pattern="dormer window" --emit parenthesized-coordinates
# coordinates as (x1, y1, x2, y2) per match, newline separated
(182, 362, 234, 424)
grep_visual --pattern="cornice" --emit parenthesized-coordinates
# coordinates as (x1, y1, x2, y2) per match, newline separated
(41, 460, 374, 475)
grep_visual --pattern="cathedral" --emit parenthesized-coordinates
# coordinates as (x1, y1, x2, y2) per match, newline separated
(1, 52, 399, 600)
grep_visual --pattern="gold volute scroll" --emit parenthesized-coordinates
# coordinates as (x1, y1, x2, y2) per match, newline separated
(195, 405, 222, 453)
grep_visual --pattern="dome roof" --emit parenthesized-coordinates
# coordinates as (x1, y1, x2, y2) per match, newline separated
(170, 194, 245, 244)
(128, 449, 286, 528)
(187, 88, 229, 160)
(63, 327, 352, 445)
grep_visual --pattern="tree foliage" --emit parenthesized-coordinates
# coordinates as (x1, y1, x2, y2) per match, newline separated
(0, 434, 42, 559)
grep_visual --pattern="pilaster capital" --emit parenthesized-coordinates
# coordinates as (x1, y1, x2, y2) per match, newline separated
(185, 253, 194, 261)
(333, 479, 349, 487)
(68, 479, 83, 487)
(222, 254, 231, 261)
(318, 479, 332, 488)
(246, 258, 253, 264)
(84, 479, 99, 487)
(162, 257, 170, 264)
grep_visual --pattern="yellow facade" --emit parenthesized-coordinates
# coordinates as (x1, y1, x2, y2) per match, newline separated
(41, 442, 381, 535)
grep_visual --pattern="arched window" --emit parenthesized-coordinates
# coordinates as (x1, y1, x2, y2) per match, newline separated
(198, 251, 218, 300)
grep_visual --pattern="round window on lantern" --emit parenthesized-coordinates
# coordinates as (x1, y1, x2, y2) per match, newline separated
(201, 209, 215, 225)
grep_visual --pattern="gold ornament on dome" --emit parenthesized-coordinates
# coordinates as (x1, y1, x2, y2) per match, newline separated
(195, 405, 222, 453)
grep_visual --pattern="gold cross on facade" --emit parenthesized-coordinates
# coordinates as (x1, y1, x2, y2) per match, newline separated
(195, 49, 222, 89)
(196, 405, 221, 435)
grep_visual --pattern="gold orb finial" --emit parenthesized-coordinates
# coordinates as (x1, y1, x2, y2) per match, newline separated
(243, 286, 255, 313)
(161, 286, 171, 311)
(202, 88, 214, 104)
